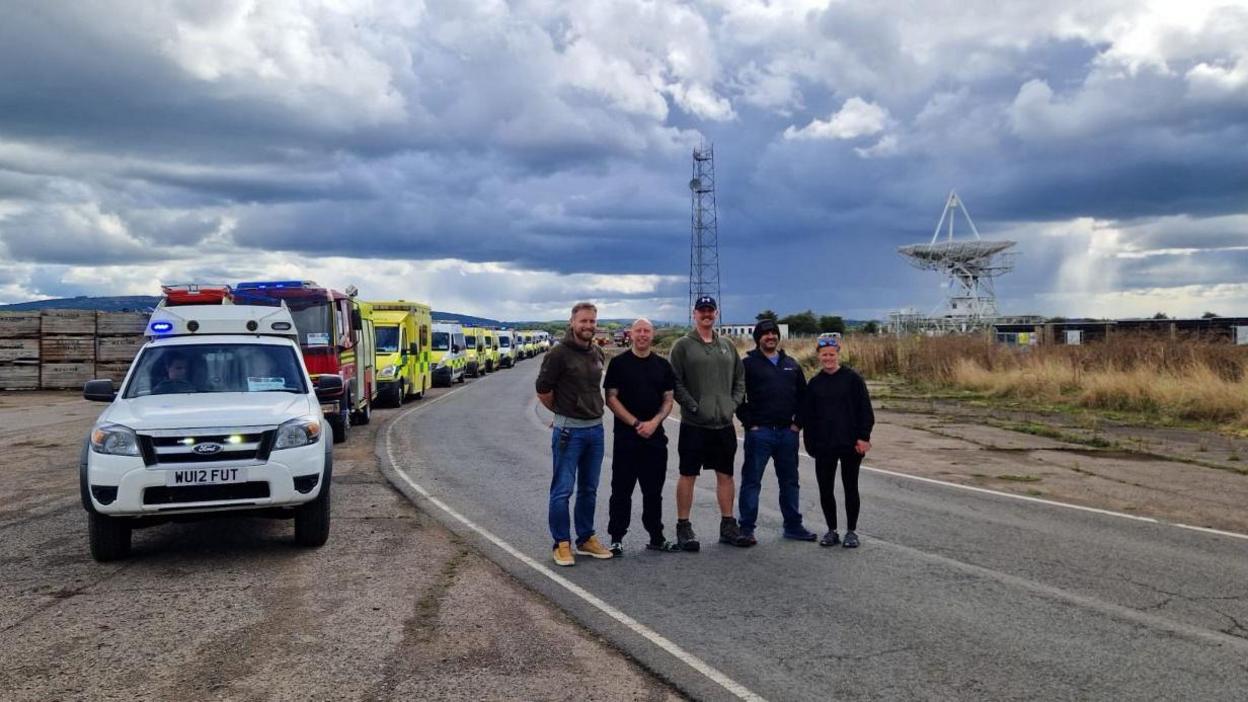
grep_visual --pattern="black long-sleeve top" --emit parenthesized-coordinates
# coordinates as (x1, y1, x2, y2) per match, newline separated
(800, 366, 874, 458)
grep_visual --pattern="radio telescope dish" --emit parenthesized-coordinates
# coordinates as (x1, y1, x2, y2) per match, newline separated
(897, 190, 1016, 324)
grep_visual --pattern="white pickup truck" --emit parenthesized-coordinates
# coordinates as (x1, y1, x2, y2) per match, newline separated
(80, 299, 342, 561)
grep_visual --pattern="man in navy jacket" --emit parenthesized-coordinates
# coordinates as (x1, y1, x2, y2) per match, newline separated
(735, 319, 818, 544)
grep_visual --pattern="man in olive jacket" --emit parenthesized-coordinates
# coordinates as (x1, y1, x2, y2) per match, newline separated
(669, 296, 748, 550)
(535, 302, 613, 566)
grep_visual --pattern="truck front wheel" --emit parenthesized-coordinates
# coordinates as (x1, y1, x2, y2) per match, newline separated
(89, 512, 132, 562)
(294, 481, 331, 547)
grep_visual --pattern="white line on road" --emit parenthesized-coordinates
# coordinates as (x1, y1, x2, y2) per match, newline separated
(663, 417, 1248, 543)
(384, 384, 768, 702)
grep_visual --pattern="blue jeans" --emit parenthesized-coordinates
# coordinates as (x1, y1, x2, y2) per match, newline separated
(738, 426, 804, 534)
(549, 424, 605, 546)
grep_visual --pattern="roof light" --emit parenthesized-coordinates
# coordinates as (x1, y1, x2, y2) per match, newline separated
(150, 321, 174, 333)
(235, 280, 313, 290)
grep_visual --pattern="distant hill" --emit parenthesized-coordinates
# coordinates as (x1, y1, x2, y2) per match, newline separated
(0, 295, 160, 312)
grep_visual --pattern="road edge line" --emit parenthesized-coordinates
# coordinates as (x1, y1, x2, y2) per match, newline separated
(381, 384, 767, 702)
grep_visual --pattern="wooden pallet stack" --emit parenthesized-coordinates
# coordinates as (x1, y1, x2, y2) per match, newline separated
(95, 312, 147, 381)
(0, 312, 42, 389)
(39, 310, 99, 389)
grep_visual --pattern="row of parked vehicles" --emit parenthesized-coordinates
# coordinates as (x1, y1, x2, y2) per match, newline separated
(78, 281, 551, 562)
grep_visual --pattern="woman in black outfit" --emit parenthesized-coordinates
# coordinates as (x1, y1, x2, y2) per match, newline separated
(801, 336, 874, 548)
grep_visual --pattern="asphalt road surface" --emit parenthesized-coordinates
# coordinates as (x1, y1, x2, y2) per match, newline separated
(384, 358, 1248, 701)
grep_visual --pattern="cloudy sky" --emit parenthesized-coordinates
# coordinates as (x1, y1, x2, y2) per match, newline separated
(1, 0, 1245, 322)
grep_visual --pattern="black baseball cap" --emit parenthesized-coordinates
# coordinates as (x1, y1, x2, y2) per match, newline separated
(753, 319, 779, 342)
(694, 295, 717, 310)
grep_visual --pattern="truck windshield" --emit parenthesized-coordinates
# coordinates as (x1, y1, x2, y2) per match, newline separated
(124, 344, 307, 398)
(431, 332, 450, 351)
(288, 302, 333, 348)
(499, 337, 510, 347)
(464, 336, 476, 348)
(375, 326, 400, 353)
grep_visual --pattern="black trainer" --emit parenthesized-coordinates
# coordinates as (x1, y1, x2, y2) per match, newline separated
(820, 531, 840, 547)
(646, 538, 681, 553)
(608, 540, 625, 557)
(783, 527, 818, 542)
(719, 517, 752, 547)
(676, 521, 700, 552)
(843, 531, 860, 548)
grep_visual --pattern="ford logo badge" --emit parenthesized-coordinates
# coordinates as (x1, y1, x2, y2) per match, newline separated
(192, 443, 224, 455)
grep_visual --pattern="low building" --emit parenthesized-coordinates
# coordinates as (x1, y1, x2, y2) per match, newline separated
(719, 322, 790, 340)
(993, 317, 1248, 346)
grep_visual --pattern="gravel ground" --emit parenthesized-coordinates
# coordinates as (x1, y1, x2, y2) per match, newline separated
(0, 389, 682, 702)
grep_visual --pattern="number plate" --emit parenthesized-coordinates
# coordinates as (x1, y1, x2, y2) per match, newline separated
(166, 467, 246, 486)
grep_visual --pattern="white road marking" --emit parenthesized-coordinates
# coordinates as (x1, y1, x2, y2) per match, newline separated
(663, 417, 1248, 542)
(383, 384, 768, 702)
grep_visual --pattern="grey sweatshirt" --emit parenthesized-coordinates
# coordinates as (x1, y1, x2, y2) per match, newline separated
(668, 329, 745, 429)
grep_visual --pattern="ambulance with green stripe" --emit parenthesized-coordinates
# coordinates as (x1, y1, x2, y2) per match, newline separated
(369, 300, 432, 406)
(431, 322, 467, 386)
(463, 326, 487, 377)
(482, 328, 499, 373)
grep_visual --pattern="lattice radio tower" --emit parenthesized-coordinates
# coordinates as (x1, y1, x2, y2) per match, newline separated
(688, 141, 722, 323)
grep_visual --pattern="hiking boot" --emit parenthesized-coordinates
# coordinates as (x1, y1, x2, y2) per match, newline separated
(676, 521, 700, 552)
(552, 541, 575, 567)
(783, 527, 818, 542)
(608, 540, 624, 557)
(575, 535, 614, 559)
(820, 531, 840, 548)
(645, 538, 681, 553)
(719, 517, 751, 547)
(843, 531, 860, 548)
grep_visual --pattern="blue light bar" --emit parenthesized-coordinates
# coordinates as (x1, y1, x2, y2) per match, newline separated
(150, 321, 174, 333)
(235, 280, 309, 290)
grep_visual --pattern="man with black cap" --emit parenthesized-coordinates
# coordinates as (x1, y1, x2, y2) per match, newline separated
(669, 295, 749, 550)
(735, 319, 817, 544)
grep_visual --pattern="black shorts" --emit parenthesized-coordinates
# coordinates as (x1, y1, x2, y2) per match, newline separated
(677, 425, 737, 477)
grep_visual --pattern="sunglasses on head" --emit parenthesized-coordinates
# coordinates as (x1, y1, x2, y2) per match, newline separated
(817, 337, 840, 349)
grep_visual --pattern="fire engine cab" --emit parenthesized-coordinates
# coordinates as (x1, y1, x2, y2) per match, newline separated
(79, 286, 337, 562)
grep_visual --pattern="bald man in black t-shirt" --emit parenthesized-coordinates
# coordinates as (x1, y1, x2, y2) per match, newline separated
(604, 319, 680, 555)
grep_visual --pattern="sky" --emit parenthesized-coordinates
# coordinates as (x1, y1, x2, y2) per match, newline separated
(0, 0, 1245, 322)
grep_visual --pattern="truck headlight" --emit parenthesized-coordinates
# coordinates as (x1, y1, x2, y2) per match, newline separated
(90, 423, 141, 456)
(435, 360, 446, 369)
(274, 417, 322, 450)
(379, 365, 398, 379)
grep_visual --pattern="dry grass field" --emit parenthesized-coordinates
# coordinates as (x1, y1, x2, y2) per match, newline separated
(769, 334, 1248, 431)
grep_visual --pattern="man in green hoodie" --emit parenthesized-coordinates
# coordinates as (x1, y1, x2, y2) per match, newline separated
(669, 296, 749, 550)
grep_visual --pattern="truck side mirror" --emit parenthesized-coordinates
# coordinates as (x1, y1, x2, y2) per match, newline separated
(409, 343, 419, 356)
(351, 308, 363, 331)
(315, 374, 345, 400)
(452, 344, 460, 353)
(83, 379, 116, 402)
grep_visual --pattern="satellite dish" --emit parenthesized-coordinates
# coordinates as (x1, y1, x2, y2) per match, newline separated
(689, 178, 702, 192)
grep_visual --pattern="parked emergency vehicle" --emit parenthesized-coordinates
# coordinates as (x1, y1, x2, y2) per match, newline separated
(79, 289, 336, 561)
(496, 329, 517, 368)
(233, 281, 373, 443)
(462, 326, 487, 378)
(369, 300, 432, 406)
(430, 322, 467, 386)
(482, 329, 499, 373)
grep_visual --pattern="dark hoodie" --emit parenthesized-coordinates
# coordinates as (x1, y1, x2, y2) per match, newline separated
(800, 365, 874, 457)
(535, 331, 606, 421)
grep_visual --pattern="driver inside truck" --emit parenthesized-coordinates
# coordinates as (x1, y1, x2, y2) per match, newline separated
(153, 353, 196, 395)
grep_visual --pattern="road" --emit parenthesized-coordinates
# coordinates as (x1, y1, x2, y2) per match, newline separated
(384, 358, 1248, 701)
(0, 385, 679, 701)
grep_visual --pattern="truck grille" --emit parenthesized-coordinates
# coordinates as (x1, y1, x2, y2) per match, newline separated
(138, 430, 274, 467)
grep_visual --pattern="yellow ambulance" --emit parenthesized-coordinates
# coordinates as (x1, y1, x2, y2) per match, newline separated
(482, 328, 499, 373)
(463, 326, 487, 378)
(368, 300, 433, 406)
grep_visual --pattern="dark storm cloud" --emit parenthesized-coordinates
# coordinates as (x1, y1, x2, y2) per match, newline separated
(0, 2, 1245, 317)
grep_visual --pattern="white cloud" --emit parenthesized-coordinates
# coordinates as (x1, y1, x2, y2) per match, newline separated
(783, 97, 889, 140)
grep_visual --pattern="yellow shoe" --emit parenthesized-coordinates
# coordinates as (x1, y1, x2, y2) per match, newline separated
(552, 541, 575, 567)
(575, 535, 614, 560)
